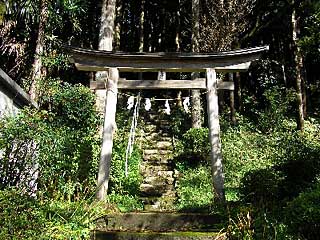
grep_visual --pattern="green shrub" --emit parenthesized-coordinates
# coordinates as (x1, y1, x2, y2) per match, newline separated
(0, 189, 107, 239)
(41, 199, 106, 239)
(0, 83, 100, 200)
(169, 107, 191, 138)
(221, 122, 275, 201)
(0, 189, 43, 239)
(174, 127, 210, 169)
(285, 182, 320, 239)
(222, 116, 320, 202)
(240, 168, 284, 204)
(106, 192, 143, 212)
(257, 87, 295, 133)
(181, 128, 210, 157)
(176, 165, 214, 212)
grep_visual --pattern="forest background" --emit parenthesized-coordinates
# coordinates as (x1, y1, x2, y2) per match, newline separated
(0, 0, 320, 239)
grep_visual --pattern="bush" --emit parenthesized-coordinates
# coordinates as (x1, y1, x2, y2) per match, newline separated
(106, 192, 143, 212)
(239, 168, 284, 205)
(176, 165, 214, 212)
(0, 189, 43, 239)
(285, 182, 320, 239)
(175, 127, 210, 167)
(0, 189, 107, 240)
(0, 83, 100, 200)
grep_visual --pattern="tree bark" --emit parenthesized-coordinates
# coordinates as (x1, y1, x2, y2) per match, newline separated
(30, 0, 49, 101)
(175, 0, 181, 52)
(229, 73, 236, 124)
(114, 3, 122, 51)
(234, 72, 242, 112)
(95, 0, 117, 116)
(139, 0, 145, 53)
(302, 66, 307, 118)
(191, 0, 202, 128)
(138, 0, 145, 80)
(292, 4, 304, 131)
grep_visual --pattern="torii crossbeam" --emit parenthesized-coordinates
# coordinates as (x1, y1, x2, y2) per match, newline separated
(66, 45, 268, 202)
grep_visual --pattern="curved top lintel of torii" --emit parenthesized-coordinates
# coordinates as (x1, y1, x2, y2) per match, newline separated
(65, 45, 269, 73)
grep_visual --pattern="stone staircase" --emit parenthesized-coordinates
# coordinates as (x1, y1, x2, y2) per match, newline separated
(93, 212, 226, 240)
(138, 111, 177, 211)
(92, 109, 227, 240)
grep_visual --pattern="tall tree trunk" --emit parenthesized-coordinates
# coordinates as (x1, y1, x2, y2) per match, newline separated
(138, 0, 145, 80)
(95, 0, 117, 115)
(191, 0, 202, 128)
(229, 73, 236, 124)
(176, 0, 182, 105)
(175, 0, 181, 52)
(234, 72, 242, 112)
(302, 66, 307, 118)
(30, 0, 49, 101)
(114, 3, 122, 51)
(96, 0, 117, 200)
(292, 4, 304, 131)
(139, 0, 145, 53)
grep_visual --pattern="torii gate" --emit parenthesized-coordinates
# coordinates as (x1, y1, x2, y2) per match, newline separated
(66, 45, 268, 202)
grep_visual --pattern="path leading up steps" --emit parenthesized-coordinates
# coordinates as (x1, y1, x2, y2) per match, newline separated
(92, 109, 226, 239)
(138, 111, 178, 211)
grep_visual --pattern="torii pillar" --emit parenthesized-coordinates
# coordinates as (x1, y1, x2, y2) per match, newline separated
(206, 68, 225, 202)
(96, 68, 119, 200)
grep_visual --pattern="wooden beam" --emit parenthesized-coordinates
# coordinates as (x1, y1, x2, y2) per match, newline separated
(91, 79, 205, 89)
(0, 68, 38, 108)
(96, 68, 119, 200)
(206, 68, 225, 203)
(66, 45, 269, 72)
(90, 79, 234, 90)
(75, 61, 252, 73)
(218, 81, 234, 90)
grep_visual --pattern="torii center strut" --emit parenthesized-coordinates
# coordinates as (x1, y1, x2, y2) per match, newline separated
(66, 45, 269, 202)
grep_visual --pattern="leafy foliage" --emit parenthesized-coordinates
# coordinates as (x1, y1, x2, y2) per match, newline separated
(176, 165, 214, 212)
(285, 182, 320, 239)
(106, 106, 143, 211)
(174, 127, 213, 211)
(0, 189, 107, 240)
(0, 83, 100, 200)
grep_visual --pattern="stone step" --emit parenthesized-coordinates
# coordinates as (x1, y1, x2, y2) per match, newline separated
(143, 170, 174, 179)
(141, 132, 172, 139)
(93, 231, 225, 240)
(140, 163, 172, 172)
(144, 136, 172, 143)
(143, 138, 172, 145)
(143, 195, 176, 211)
(155, 141, 173, 149)
(140, 166, 175, 177)
(140, 193, 176, 205)
(142, 141, 173, 150)
(141, 158, 173, 166)
(143, 149, 172, 155)
(140, 183, 175, 196)
(144, 125, 158, 132)
(142, 176, 175, 185)
(143, 120, 170, 126)
(95, 212, 223, 232)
